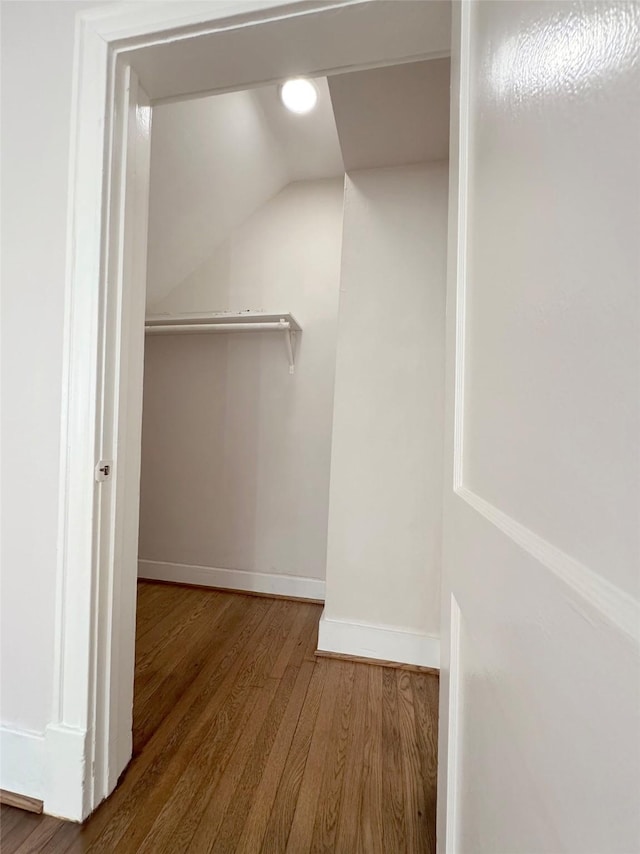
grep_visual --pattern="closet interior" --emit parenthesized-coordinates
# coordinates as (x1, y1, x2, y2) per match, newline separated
(137, 57, 450, 666)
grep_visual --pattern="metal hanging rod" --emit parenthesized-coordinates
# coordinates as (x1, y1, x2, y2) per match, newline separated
(145, 320, 290, 334)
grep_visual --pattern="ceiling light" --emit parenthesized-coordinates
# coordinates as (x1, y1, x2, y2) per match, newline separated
(280, 78, 318, 114)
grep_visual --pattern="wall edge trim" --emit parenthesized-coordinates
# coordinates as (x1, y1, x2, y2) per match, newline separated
(457, 486, 640, 645)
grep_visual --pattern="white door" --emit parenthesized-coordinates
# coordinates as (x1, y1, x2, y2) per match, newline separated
(438, 2, 640, 852)
(95, 67, 152, 802)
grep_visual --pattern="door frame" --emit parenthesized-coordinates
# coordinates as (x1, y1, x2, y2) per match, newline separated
(51, 0, 453, 824)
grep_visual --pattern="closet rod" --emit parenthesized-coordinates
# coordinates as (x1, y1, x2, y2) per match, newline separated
(145, 321, 291, 335)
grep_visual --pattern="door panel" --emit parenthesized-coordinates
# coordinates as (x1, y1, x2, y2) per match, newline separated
(438, 3, 640, 851)
(97, 66, 152, 799)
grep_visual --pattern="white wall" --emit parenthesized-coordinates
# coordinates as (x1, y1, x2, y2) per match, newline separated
(437, 2, 640, 851)
(146, 80, 344, 309)
(139, 179, 344, 594)
(0, 0, 100, 746)
(146, 91, 289, 308)
(319, 162, 448, 668)
(0, 0, 117, 801)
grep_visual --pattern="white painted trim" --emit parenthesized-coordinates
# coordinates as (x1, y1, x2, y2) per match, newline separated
(138, 559, 325, 601)
(83, 1, 359, 45)
(437, 1, 467, 847)
(0, 727, 45, 802)
(451, 0, 472, 492)
(51, 13, 113, 822)
(445, 595, 462, 854)
(457, 486, 640, 645)
(44, 724, 88, 821)
(317, 612, 440, 668)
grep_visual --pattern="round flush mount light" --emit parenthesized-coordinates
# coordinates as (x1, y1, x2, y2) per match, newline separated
(279, 78, 318, 114)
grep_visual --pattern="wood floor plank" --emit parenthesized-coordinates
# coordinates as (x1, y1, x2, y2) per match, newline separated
(259, 658, 326, 853)
(411, 672, 439, 854)
(3, 583, 439, 854)
(135, 601, 304, 854)
(132, 682, 263, 854)
(334, 664, 369, 853)
(29, 820, 82, 854)
(133, 579, 166, 622)
(1, 805, 26, 841)
(302, 606, 322, 665)
(89, 599, 278, 852)
(234, 660, 316, 853)
(310, 661, 356, 852)
(185, 676, 287, 853)
(397, 670, 430, 854)
(382, 667, 406, 853)
(138, 599, 295, 852)
(270, 604, 315, 679)
(135, 584, 198, 646)
(12, 815, 63, 853)
(357, 665, 384, 854)
(132, 594, 236, 751)
(238, 600, 300, 689)
(285, 659, 339, 853)
(135, 589, 228, 693)
(65, 597, 274, 853)
(211, 665, 310, 853)
(135, 588, 223, 675)
(396, 670, 430, 854)
(136, 590, 258, 720)
(134, 576, 167, 609)
(184, 602, 311, 853)
(0, 810, 42, 854)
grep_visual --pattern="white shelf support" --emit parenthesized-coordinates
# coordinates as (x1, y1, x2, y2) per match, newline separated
(144, 311, 301, 373)
(283, 323, 296, 374)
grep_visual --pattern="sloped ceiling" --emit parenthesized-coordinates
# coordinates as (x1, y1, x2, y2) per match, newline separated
(146, 58, 451, 308)
(146, 79, 343, 307)
(328, 58, 451, 171)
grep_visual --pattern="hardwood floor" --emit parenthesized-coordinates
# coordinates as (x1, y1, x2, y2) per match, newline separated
(1, 582, 439, 853)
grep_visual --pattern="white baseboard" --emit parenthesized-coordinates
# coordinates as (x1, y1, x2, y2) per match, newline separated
(138, 559, 325, 601)
(1, 722, 91, 821)
(0, 725, 45, 801)
(317, 612, 440, 669)
(44, 723, 89, 821)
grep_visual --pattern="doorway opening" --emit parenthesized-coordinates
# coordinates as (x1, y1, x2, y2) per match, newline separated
(52, 0, 452, 826)
(124, 54, 450, 847)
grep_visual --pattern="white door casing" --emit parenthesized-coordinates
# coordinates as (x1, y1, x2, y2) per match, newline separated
(48, 56, 152, 819)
